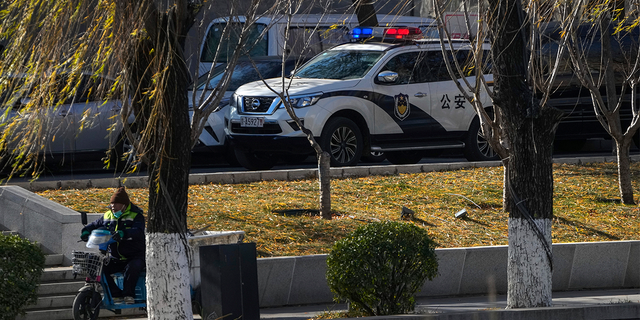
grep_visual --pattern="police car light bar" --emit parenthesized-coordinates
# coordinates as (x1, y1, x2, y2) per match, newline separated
(351, 26, 423, 41)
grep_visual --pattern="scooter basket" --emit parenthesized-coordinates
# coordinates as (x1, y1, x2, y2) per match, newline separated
(72, 251, 105, 278)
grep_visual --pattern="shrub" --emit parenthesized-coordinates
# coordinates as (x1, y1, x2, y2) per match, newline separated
(0, 234, 45, 320)
(326, 221, 438, 316)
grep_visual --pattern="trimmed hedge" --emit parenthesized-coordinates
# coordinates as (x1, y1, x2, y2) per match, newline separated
(0, 234, 45, 320)
(326, 221, 438, 316)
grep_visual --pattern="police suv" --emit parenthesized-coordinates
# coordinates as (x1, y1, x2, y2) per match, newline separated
(226, 26, 493, 170)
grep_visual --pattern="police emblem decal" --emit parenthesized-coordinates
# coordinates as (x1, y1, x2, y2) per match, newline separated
(394, 93, 410, 121)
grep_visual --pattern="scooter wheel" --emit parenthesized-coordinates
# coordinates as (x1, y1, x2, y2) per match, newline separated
(72, 290, 102, 320)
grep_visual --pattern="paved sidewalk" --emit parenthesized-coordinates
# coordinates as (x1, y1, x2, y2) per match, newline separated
(106, 288, 640, 319)
(259, 288, 640, 320)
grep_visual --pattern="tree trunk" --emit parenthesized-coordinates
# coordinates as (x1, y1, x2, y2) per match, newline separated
(145, 96, 193, 319)
(282, 104, 332, 220)
(599, 11, 634, 205)
(616, 139, 635, 204)
(318, 151, 331, 219)
(487, 0, 563, 308)
(507, 218, 552, 307)
(146, 233, 193, 319)
(502, 105, 559, 308)
(144, 65, 193, 318)
(128, 7, 194, 319)
(144, 54, 193, 320)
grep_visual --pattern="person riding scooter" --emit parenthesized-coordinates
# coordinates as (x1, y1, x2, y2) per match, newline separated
(80, 187, 145, 304)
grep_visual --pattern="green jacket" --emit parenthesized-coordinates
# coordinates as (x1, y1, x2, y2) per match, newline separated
(82, 203, 146, 260)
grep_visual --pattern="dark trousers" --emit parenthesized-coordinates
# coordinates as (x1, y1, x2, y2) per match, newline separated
(103, 257, 145, 297)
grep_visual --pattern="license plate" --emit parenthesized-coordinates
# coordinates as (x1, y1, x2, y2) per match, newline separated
(241, 116, 265, 127)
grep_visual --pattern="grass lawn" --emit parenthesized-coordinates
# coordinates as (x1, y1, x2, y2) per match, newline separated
(37, 161, 640, 258)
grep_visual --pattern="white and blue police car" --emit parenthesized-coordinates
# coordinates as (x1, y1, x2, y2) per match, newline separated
(226, 26, 494, 170)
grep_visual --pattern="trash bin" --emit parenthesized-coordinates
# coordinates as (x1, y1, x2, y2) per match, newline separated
(199, 243, 259, 320)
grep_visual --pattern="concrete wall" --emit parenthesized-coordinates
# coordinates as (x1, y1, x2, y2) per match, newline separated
(0, 186, 101, 265)
(256, 241, 640, 307)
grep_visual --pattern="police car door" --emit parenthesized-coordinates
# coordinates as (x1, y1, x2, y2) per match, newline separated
(371, 50, 447, 148)
(425, 49, 475, 134)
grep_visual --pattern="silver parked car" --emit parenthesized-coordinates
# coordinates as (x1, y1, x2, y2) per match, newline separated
(0, 73, 131, 170)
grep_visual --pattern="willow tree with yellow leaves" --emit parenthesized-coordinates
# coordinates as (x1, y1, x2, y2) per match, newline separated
(0, 0, 268, 318)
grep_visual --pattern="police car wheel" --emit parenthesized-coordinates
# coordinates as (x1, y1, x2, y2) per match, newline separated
(234, 148, 278, 171)
(321, 117, 363, 167)
(464, 118, 499, 161)
(385, 150, 423, 165)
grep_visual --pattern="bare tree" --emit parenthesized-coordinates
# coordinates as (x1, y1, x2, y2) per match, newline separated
(250, 0, 385, 219)
(240, 3, 336, 219)
(235, 0, 382, 220)
(0, 0, 269, 318)
(433, 0, 567, 308)
(559, 0, 640, 204)
(275, 4, 333, 219)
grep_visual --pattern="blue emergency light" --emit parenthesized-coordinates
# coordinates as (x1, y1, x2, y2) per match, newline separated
(351, 27, 374, 38)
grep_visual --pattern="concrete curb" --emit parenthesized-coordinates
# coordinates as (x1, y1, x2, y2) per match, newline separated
(6, 154, 634, 191)
(352, 304, 640, 320)
(259, 288, 640, 320)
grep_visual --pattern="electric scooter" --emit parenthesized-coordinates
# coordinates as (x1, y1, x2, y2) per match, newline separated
(71, 212, 146, 320)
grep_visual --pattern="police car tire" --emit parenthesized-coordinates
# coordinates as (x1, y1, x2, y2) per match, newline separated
(385, 150, 423, 165)
(464, 118, 499, 161)
(321, 117, 363, 167)
(234, 148, 278, 171)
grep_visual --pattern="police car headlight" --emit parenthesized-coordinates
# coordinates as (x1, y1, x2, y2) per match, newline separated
(283, 94, 322, 108)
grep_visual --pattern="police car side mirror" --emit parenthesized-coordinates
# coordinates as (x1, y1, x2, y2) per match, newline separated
(377, 71, 398, 83)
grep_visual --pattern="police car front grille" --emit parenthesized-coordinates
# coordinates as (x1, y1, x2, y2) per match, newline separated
(231, 123, 282, 134)
(242, 97, 275, 113)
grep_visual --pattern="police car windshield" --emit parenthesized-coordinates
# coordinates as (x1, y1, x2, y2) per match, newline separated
(295, 50, 384, 80)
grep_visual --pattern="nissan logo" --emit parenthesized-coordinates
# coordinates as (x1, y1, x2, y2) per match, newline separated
(246, 98, 260, 111)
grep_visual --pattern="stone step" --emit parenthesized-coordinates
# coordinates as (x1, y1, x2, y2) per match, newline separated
(45, 254, 64, 267)
(24, 295, 76, 310)
(17, 306, 146, 320)
(37, 281, 85, 296)
(40, 267, 77, 282)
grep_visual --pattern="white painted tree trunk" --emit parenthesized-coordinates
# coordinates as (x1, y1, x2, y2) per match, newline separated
(507, 217, 552, 308)
(146, 233, 193, 319)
